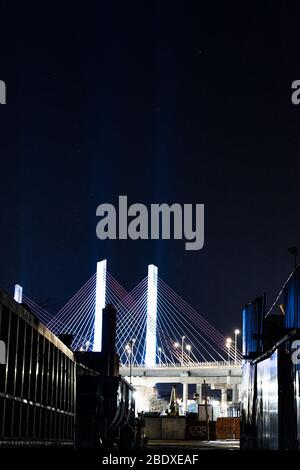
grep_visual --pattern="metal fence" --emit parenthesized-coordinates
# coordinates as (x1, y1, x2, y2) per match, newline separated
(0, 290, 76, 447)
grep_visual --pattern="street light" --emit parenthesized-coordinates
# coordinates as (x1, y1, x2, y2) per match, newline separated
(158, 347, 162, 366)
(125, 344, 131, 370)
(234, 329, 240, 364)
(174, 342, 180, 366)
(125, 339, 135, 384)
(186, 344, 192, 363)
(226, 337, 232, 363)
(181, 336, 186, 366)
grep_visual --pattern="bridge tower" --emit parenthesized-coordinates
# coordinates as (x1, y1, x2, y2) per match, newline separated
(145, 264, 158, 367)
(14, 284, 23, 303)
(93, 259, 107, 352)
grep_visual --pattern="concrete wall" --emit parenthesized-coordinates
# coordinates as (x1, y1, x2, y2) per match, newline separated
(145, 416, 240, 440)
(144, 417, 186, 440)
(144, 417, 162, 439)
(162, 418, 186, 439)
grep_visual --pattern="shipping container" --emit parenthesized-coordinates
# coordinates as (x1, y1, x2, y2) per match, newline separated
(241, 291, 300, 450)
(241, 267, 300, 450)
(242, 295, 264, 359)
(284, 266, 300, 329)
(256, 350, 278, 449)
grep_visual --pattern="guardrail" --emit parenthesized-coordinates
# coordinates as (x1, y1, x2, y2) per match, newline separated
(121, 360, 242, 368)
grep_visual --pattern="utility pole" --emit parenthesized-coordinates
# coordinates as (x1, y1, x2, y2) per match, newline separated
(125, 339, 135, 385)
(204, 380, 210, 442)
(129, 339, 135, 385)
(234, 330, 240, 365)
(288, 247, 298, 340)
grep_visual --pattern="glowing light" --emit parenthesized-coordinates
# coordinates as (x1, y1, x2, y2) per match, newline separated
(234, 329, 240, 335)
(14, 284, 23, 304)
(93, 259, 107, 352)
(145, 264, 158, 367)
(211, 400, 219, 407)
(186, 344, 192, 351)
(174, 342, 180, 348)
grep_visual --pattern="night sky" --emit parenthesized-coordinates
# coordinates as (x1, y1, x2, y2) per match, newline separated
(0, 1, 300, 337)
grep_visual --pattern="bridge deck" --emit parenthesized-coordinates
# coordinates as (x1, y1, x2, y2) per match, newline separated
(120, 363, 242, 380)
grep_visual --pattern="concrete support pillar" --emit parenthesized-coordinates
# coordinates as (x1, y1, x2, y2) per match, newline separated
(182, 383, 188, 414)
(232, 384, 238, 403)
(221, 388, 227, 417)
(238, 384, 242, 402)
(196, 383, 202, 404)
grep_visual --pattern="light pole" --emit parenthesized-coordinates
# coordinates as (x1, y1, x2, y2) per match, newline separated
(234, 329, 240, 364)
(174, 342, 180, 365)
(158, 347, 162, 366)
(125, 339, 135, 385)
(226, 337, 232, 363)
(186, 344, 192, 363)
(181, 336, 185, 366)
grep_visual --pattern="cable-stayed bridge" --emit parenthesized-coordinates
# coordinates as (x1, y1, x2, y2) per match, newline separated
(14, 260, 242, 414)
(17, 260, 242, 366)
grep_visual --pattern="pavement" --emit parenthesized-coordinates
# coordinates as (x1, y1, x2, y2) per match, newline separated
(147, 439, 240, 451)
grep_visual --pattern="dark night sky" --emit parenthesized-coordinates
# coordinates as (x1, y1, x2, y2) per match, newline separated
(0, 1, 300, 336)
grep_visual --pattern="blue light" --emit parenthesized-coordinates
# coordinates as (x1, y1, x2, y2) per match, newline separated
(145, 264, 158, 367)
(93, 260, 107, 352)
(14, 284, 23, 304)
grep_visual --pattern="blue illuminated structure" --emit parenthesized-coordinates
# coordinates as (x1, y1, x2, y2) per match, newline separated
(145, 264, 158, 367)
(93, 259, 107, 352)
(14, 284, 23, 304)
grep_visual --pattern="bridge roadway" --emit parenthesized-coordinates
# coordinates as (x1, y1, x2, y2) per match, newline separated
(120, 362, 243, 413)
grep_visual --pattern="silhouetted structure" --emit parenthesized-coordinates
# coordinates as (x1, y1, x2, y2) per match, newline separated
(75, 305, 135, 449)
(0, 289, 75, 446)
(241, 267, 300, 450)
(0, 292, 135, 449)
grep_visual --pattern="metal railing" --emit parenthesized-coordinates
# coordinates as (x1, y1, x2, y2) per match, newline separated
(120, 360, 242, 368)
